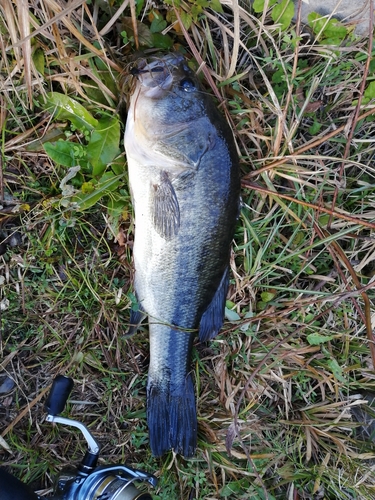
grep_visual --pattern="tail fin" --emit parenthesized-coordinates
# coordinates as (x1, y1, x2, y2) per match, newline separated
(147, 373, 197, 457)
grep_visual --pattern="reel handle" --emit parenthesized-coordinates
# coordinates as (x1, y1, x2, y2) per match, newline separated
(45, 375, 74, 416)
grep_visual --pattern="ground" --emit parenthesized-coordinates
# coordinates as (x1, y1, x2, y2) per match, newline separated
(1, 0, 375, 499)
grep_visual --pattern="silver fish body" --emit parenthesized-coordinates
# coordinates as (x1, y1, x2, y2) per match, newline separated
(124, 53, 240, 457)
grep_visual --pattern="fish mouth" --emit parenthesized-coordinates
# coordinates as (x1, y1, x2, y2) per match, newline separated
(131, 53, 185, 92)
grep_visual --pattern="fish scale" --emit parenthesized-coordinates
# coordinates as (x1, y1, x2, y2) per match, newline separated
(125, 52, 240, 457)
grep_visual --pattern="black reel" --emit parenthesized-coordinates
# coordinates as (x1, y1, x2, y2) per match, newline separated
(0, 375, 157, 500)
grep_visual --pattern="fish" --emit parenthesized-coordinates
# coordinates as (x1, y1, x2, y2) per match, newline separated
(124, 53, 240, 457)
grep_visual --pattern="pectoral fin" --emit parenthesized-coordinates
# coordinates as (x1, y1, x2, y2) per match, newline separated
(199, 267, 229, 341)
(151, 171, 180, 240)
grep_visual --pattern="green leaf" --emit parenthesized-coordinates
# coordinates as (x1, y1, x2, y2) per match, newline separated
(44, 141, 76, 167)
(307, 12, 322, 31)
(308, 120, 322, 135)
(208, 0, 223, 13)
(121, 30, 129, 44)
(122, 17, 153, 47)
(150, 16, 167, 33)
(151, 33, 174, 49)
(322, 37, 344, 46)
(179, 10, 193, 30)
(272, 69, 284, 83)
(323, 21, 347, 39)
(111, 155, 126, 175)
(135, 0, 145, 16)
(364, 81, 375, 100)
(93, 55, 109, 72)
(369, 59, 375, 73)
(33, 48, 45, 76)
(307, 333, 335, 345)
(253, 0, 278, 14)
(81, 181, 95, 194)
(271, 0, 294, 30)
(261, 291, 276, 302)
(191, 4, 203, 19)
(253, 0, 264, 13)
(107, 194, 130, 224)
(40, 92, 98, 131)
(87, 117, 121, 177)
(73, 172, 122, 210)
(307, 12, 348, 43)
(326, 357, 346, 383)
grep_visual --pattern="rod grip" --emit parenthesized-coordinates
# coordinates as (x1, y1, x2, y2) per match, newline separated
(45, 375, 74, 415)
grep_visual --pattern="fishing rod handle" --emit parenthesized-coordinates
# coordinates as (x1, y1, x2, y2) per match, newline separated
(44, 375, 74, 416)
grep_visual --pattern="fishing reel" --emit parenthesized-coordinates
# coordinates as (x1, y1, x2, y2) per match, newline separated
(1, 375, 157, 500)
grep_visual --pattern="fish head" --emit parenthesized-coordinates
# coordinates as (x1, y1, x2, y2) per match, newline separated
(129, 53, 209, 131)
(125, 52, 227, 174)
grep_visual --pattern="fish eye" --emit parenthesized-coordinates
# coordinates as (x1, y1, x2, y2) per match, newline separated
(179, 77, 196, 92)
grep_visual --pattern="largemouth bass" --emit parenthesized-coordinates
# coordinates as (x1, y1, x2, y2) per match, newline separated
(124, 53, 240, 457)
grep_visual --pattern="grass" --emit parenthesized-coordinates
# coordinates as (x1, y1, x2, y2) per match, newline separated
(1, 0, 375, 498)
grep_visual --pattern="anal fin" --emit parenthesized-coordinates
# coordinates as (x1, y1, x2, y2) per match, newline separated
(199, 267, 229, 342)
